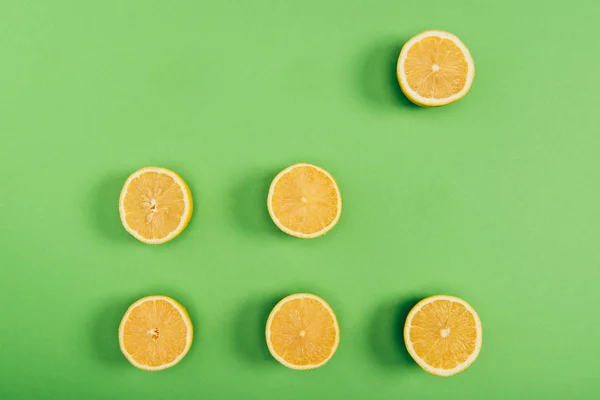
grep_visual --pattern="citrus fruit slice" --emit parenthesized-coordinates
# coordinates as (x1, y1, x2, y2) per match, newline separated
(266, 293, 340, 370)
(119, 295, 193, 371)
(267, 163, 341, 238)
(404, 295, 482, 376)
(397, 30, 475, 106)
(119, 166, 192, 244)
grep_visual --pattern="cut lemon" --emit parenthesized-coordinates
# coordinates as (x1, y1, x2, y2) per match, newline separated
(119, 295, 193, 371)
(267, 163, 341, 238)
(119, 166, 192, 244)
(266, 293, 340, 370)
(404, 295, 482, 376)
(397, 30, 474, 106)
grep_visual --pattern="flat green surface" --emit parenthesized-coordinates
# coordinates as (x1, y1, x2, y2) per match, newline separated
(1, 0, 600, 398)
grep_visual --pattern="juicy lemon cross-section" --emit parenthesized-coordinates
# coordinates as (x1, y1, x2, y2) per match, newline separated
(397, 30, 475, 107)
(119, 166, 193, 244)
(266, 293, 340, 370)
(119, 295, 193, 371)
(404, 295, 482, 376)
(267, 163, 342, 238)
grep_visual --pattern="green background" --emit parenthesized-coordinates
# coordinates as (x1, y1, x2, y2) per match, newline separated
(1, 0, 599, 398)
